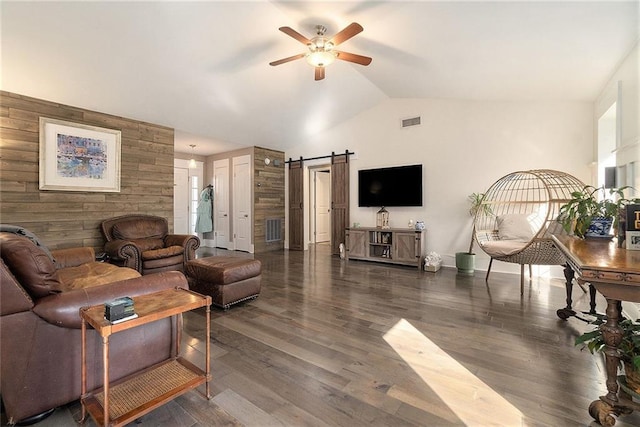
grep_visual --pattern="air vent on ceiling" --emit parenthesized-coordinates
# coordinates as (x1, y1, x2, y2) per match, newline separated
(401, 116, 421, 128)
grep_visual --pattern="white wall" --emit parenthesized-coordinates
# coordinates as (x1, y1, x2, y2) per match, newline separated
(595, 42, 640, 193)
(286, 98, 593, 276)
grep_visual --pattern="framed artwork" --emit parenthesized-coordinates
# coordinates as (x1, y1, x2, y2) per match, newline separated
(39, 117, 121, 192)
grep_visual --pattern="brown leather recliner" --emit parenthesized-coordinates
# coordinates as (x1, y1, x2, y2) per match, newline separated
(101, 214, 200, 275)
(0, 231, 188, 424)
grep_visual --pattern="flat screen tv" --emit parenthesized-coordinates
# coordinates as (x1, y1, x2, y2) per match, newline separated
(358, 164, 423, 207)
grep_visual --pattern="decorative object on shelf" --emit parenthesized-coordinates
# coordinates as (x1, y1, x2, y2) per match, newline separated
(424, 252, 441, 272)
(575, 314, 640, 394)
(376, 207, 390, 229)
(104, 296, 135, 323)
(559, 185, 640, 239)
(408, 219, 414, 228)
(415, 221, 425, 231)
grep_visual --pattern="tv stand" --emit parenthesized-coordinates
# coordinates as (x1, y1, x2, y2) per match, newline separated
(345, 227, 425, 270)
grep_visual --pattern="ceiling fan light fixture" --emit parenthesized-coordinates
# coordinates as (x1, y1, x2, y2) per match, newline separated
(271, 22, 370, 79)
(306, 50, 337, 67)
(306, 35, 336, 67)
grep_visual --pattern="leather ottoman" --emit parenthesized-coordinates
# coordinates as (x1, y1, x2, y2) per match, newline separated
(185, 256, 262, 309)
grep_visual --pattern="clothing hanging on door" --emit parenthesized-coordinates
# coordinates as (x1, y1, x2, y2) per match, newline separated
(195, 185, 213, 233)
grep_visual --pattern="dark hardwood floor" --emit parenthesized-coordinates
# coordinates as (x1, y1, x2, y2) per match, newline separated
(4, 243, 640, 426)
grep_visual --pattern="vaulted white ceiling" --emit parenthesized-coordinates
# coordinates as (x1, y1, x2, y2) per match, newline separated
(2, 1, 638, 156)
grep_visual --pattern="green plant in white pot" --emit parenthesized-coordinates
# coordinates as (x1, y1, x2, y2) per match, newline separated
(559, 185, 640, 238)
(456, 193, 491, 274)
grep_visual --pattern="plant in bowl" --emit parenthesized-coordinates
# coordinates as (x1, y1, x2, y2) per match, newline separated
(558, 185, 640, 238)
(576, 315, 640, 394)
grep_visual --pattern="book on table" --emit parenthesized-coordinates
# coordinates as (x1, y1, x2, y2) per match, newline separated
(626, 204, 640, 250)
(109, 313, 138, 324)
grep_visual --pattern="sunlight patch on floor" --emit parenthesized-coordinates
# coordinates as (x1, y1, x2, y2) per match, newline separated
(383, 318, 526, 426)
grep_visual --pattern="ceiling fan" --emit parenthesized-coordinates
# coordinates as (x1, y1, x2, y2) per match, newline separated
(269, 22, 372, 81)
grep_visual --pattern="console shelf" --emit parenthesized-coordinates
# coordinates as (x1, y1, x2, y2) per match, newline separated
(345, 227, 425, 270)
(80, 288, 211, 427)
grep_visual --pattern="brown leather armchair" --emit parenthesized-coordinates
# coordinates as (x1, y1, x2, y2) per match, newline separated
(101, 214, 200, 275)
(0, 231, 188, 424)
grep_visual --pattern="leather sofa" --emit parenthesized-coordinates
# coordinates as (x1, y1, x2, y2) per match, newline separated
(0, 231, 188, 425)
(101, 214, 200, 275)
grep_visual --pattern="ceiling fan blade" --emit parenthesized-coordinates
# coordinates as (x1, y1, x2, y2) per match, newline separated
(279, 27, 311, 45)
(269, 53, 306, 66)
(315, 67, 325, 81)
(329, 22, 363, 46)
(335, 51, 372, 66)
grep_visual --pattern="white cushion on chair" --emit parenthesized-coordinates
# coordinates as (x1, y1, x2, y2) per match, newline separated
(480, 240, 529, 257)
(497, 214, 537, 241)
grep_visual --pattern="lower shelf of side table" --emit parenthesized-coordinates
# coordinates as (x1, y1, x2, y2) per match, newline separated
(82, 357, 208, 427)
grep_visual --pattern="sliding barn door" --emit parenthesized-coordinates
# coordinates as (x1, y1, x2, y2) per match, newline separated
(331, 152, 349, 255)
(288, 158, 304, 251)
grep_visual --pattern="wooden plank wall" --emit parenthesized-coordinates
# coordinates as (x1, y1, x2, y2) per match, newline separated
(253, 146, 285, 252)
(0, 91, 175, 251)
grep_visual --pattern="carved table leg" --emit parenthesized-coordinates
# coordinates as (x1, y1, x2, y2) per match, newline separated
(557, 264, 577, 320)
(602, 298, 624, 404)
(589, 400, 618, 427)
(588, 284, 597, 314)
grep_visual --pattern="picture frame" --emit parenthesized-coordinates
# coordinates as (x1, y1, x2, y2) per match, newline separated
(39, 117, 121, 192)
(627, 231, 640, 250)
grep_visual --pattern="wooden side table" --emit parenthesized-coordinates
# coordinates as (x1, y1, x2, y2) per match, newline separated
(552, 235, 640, 426)
(79, 287, 211, 427)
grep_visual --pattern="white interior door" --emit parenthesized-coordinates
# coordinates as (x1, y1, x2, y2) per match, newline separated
(173, 167, 189, 234)
(189, 174, 200, 235)
(233, 155, 252, 252)
(213, 159, 230, 249)
(315, 170, 331, 243)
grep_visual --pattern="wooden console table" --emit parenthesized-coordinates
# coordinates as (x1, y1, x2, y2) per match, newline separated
(80, 288, 211, 427)
(345, 227, 426, 270)
(552, 235, 640, 426)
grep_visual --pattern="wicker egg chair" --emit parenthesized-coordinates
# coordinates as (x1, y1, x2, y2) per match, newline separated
(474, 169, 585, 294)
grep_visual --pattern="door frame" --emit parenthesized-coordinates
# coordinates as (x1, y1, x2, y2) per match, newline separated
(287, 153, 349, 253)
(330, 152, 349, 255)
(173, 166, 190, 234)
(213, 158, 230, 249)
(288, 158, 304, 251)
(174, 158, 203, 235)
(232, 154, 253, 253)
(309, 166, 331, 244)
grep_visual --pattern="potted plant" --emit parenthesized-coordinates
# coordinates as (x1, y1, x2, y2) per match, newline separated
(455, 192, 491, 274)
(576, 315, 640, 394)
(559, 185, 640, 238)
